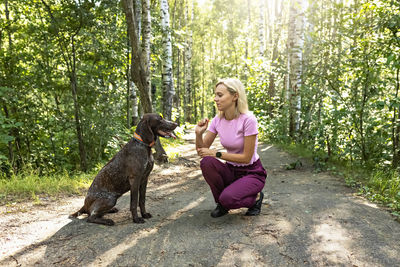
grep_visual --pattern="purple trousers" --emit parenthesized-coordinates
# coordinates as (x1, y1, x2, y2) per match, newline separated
(200, 156, 267, 210)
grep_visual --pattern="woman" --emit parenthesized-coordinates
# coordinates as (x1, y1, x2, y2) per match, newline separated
(195, 78, 267, 218)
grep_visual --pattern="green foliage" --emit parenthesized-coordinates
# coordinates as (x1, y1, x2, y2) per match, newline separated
(359, 169, 400, 213)
(0, 1, 128, 175)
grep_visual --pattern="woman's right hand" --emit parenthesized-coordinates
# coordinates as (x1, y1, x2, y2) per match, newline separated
(195, 118, 209, 135)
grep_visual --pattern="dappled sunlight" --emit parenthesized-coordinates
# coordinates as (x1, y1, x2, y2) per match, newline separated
(88, 196, 206, 266)
(309, 220, 355, 265)
(218, 245, 258, 266)
(352, 196, 380, 209)
(260, 145, 273, 152)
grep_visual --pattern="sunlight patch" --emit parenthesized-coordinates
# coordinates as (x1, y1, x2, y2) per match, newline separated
(261, 145, 273, 152)
(309, 220, 354, 265)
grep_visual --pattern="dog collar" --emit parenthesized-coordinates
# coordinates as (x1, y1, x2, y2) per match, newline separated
(133, 132, 155, 148)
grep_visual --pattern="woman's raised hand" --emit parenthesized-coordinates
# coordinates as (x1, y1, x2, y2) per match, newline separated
(195, 118, 209, 135)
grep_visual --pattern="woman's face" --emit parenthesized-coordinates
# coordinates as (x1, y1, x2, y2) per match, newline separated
(214, 84, 238, 112)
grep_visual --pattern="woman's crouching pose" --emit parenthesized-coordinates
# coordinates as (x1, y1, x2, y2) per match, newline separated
(196, 78, 267, 217)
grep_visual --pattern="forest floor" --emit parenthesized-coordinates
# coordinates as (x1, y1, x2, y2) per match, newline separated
(1, 128, 400, 266)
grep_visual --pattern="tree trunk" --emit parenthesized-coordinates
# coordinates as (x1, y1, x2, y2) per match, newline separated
(122, 0, 152, 114)
(176, 49, 181, 124)
(243, 0, 251, 81)
(184, 3, 193, 123)
(393, 68, 400, 167)
(70, 37, 87, 172)
(142, 0, 152, 109)
(287, 0, 305, 138)
(268, 0, 283, 116)
(131, 81, 139, 126)
(160, 0, 175, 120)
(4, 0, 15, 169)
(126, 31, 132, 128)
(258, 0, 265, 57)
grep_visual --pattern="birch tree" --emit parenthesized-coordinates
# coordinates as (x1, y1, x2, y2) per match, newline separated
(287, 0, 305, 137)
(141, 0, 152, 110)
(160, 0, 175, 120)
(258, 0, 265, 57)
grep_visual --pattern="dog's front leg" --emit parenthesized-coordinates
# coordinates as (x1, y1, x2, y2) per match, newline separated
(129, 175, 144, 223)
(139, 175, 152, 219)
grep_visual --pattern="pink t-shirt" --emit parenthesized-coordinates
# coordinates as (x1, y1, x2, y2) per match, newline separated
(208, 113, 259, 166)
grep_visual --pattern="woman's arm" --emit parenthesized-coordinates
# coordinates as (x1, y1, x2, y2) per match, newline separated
(195, 118, 217, 153)
(197, 134, 256, 164)
(196, 130, 217, 150)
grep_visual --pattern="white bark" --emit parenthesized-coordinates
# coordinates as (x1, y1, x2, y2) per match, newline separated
(288, 0, 305, 134)
(131, 81, 139, 124)
(160, 0, 175, 120)
(258, 0, 265, 57)
(142, 0, 152, 107)
(134, 0, 141, 47)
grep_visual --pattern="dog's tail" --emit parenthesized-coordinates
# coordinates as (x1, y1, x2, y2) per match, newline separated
(69, 206, 87, 219)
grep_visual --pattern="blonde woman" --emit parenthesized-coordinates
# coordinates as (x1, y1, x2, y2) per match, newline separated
(195, 78, 267, 217)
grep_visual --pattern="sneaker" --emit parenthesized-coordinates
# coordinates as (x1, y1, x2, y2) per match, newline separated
(245, 191, 264, 216)
(211, 203, 229, 218)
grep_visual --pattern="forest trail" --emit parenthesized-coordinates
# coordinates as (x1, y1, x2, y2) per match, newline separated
(1, 128, 400, 266)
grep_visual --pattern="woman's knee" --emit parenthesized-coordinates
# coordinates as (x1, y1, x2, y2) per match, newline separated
(218, 191, 237, 209)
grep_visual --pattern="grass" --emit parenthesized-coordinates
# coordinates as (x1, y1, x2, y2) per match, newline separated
(273, 141, 400, 218)
(0, 170, 94, 205)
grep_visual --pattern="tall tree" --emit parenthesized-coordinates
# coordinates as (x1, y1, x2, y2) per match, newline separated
(258, 0, 265, 57)
(141, 0, 152, 110)
(122, 0, 152, 114)
(160, 0, 175, 120)
(287, 0, 305, 137)
(184, 2, 193, 122)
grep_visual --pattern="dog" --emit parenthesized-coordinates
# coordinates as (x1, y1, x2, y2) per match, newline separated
(70, 113, 178, 225)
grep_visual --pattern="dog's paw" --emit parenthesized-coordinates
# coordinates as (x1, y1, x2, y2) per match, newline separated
(133, 217, 145, 223)
(108, 207, 119, 213)
(142, 212, 152, 219)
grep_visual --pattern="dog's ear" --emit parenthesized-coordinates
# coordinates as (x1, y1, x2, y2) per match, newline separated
(142, 116, 155, 143)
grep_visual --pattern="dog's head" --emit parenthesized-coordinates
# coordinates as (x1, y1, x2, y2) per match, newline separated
(136, 113, 178, 145)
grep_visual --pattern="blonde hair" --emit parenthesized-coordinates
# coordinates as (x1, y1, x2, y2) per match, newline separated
(215, 78, 249, 118)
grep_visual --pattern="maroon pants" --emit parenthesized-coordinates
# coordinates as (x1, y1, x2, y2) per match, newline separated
(200, 156, 267, 209)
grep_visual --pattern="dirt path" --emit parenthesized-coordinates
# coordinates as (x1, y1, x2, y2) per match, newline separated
(1, 129, 400, 266)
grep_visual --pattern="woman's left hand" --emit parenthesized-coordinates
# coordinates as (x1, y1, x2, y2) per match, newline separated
(197, 148, 217, 158)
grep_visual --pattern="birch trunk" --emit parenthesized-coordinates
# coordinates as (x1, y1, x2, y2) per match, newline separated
(160, 0, 175, 120)
(258, 0, 265, 57)
(184, 3, 193, 123)
(244, 0, 251, 80)
(142, 0, 152, 108)
(287, 0, 305, 137)
(134, 0, 141, 40)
